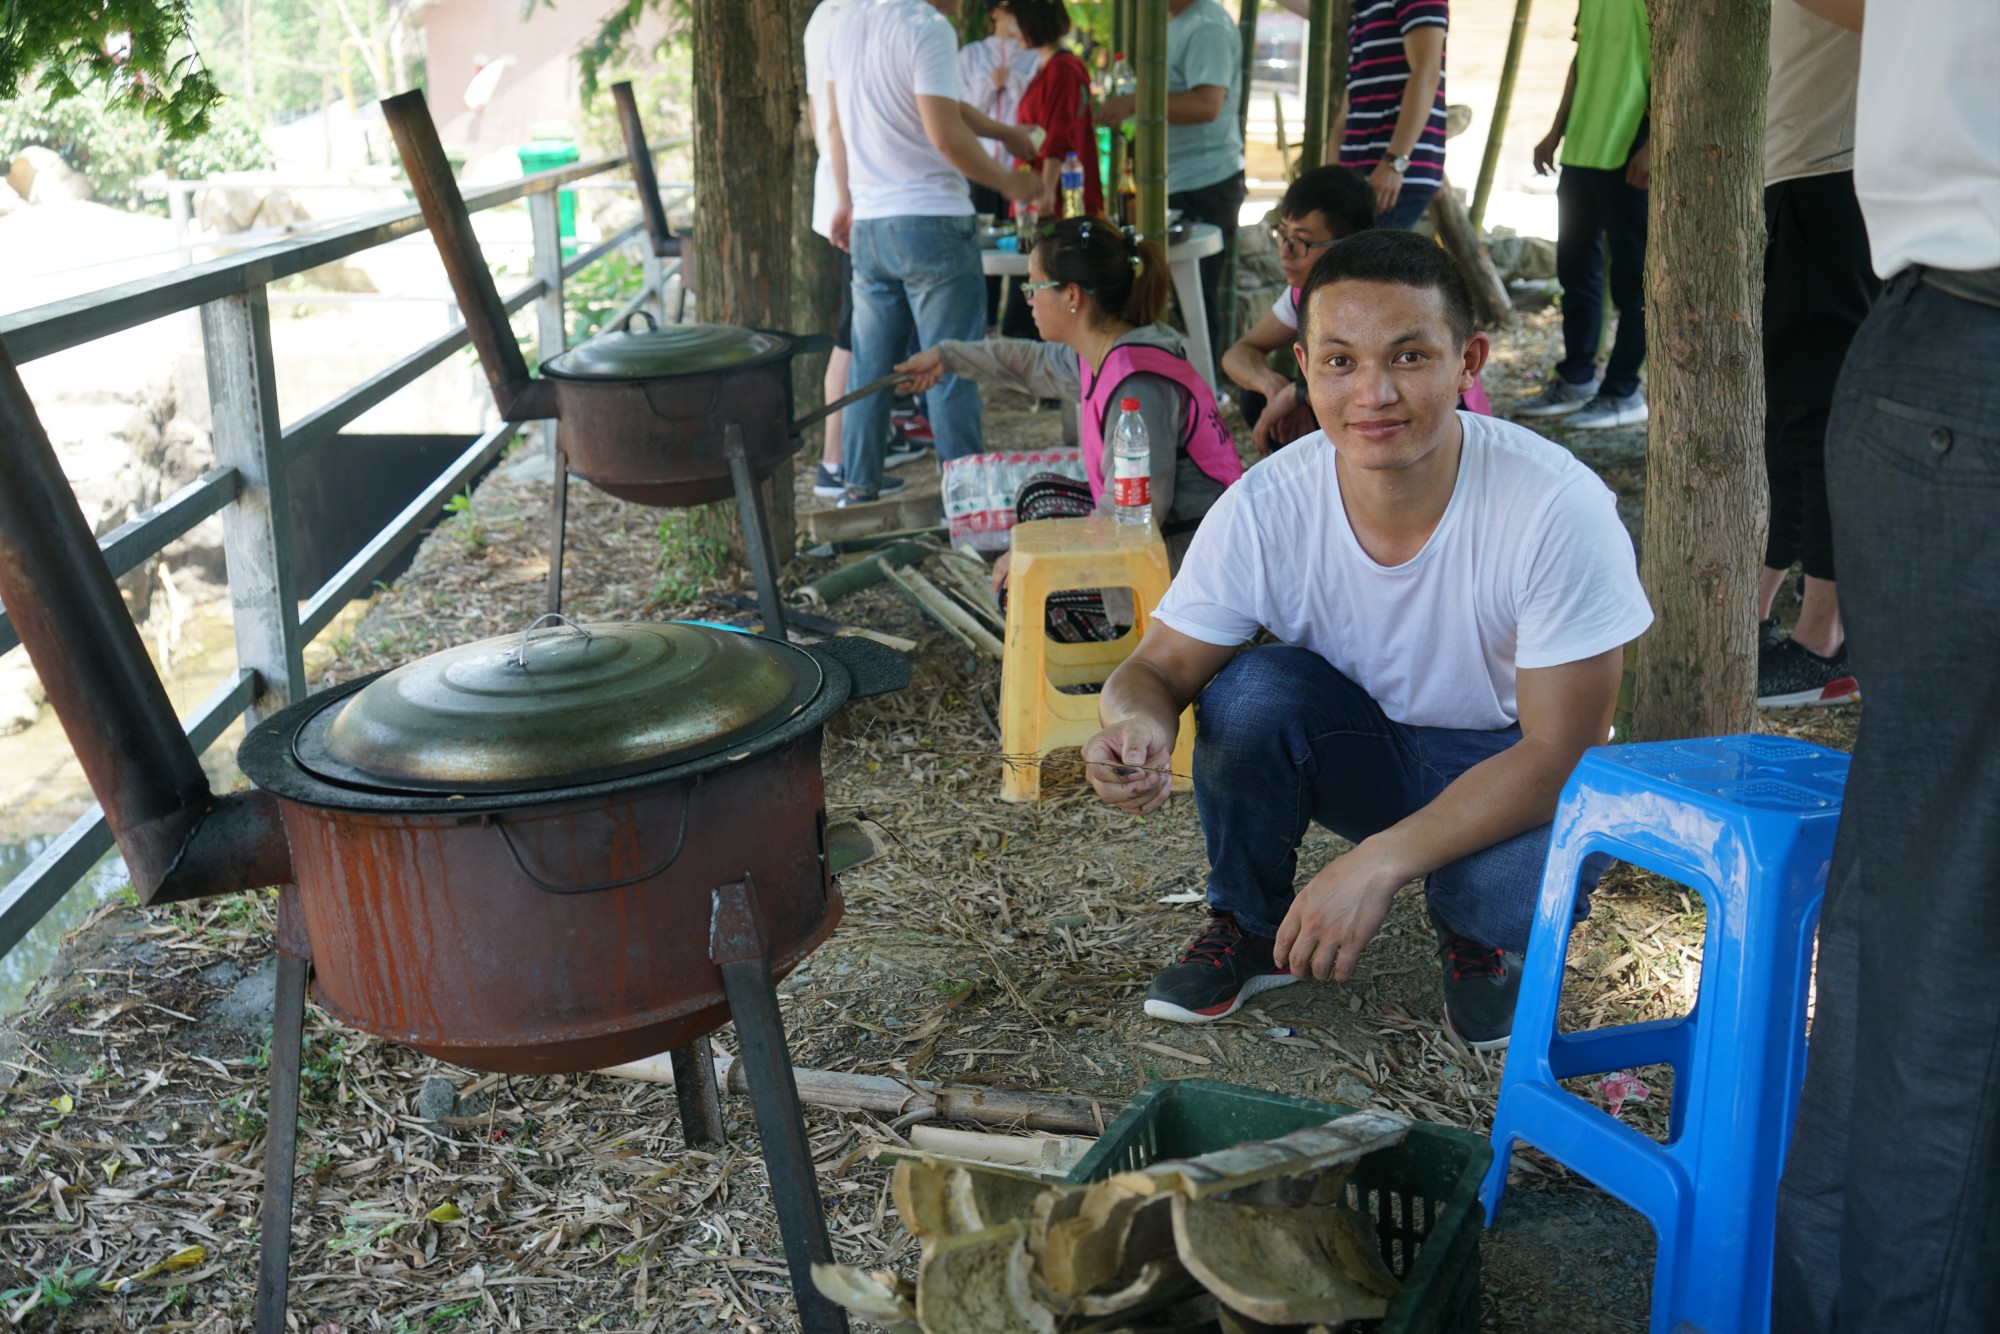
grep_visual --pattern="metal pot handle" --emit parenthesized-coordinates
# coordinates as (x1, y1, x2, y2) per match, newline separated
(491, 776, 697, 894)
(508, 612, 592, 666)
(622, 309, 659, 334)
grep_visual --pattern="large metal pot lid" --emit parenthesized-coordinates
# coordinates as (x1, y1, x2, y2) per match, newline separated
(292, 617, 822, 794)
(541, 314, 790, 382)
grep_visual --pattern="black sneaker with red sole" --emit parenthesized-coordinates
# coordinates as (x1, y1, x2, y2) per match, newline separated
(1435, 920, 1522, 1051)
(1144, 910, 1298, 1024)
(1757, 637, 1859, 709)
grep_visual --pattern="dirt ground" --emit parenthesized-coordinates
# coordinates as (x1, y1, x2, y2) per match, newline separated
(0, 308, 1858, 1332)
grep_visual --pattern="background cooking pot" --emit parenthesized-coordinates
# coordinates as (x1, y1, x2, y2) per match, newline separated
(538, 313, 898, 508)
(238, 619, 910, 1075)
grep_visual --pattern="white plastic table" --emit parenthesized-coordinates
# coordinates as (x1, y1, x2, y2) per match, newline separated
(981, 222, 1224, 392)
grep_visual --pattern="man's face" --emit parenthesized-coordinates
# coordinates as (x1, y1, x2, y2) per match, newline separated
(1273, 209, 1337, 288)
(1293, 280, 1487, 474)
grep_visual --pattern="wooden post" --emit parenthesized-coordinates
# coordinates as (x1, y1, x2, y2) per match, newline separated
(1469, 0, 1534, 232)
(1630, 1, 1770, 740)
(689, 0, 799, 564)
(527, 190, 566, 462)
(1301, 0, 1337, 172)
(201, 287, 305, 719)
(1133, 0, 1169, 245)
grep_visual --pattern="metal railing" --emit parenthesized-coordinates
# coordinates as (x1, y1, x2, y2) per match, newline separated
(0, 141, 690, 959)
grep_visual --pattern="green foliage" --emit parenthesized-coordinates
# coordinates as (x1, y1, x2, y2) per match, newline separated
(0, 0, 220, 140)
(0, 82, 270, 210)
(563, 247, 646, 345)
(653, 511, 732, 606)
(0, 1264, 101, 1312)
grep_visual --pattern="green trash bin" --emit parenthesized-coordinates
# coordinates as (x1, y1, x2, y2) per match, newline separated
(516, 125, 580, 253)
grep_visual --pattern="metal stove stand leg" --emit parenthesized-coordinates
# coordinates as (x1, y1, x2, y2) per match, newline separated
(723, 425, 789, 642)
(669, 1041, 726, 1149)
(710, 877, 847, 1334)
(255, 885, 310, 1334)
(545, 444, 570, 615)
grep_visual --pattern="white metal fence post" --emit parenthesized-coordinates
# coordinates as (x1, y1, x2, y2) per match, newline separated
(529, 190, 566, 460)
(201, 284, 306, 721)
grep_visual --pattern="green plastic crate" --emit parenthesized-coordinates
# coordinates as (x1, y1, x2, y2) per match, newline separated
(1062, 1079, 1491, 1334)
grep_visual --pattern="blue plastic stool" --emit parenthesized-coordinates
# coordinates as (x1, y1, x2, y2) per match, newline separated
(1481, 736, 1848, 1334)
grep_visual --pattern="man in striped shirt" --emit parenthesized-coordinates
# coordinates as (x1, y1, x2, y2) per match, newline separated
(1282, 0, 1449, 228)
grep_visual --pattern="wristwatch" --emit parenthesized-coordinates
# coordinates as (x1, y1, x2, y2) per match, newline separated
(1386, 153, 1411, 176)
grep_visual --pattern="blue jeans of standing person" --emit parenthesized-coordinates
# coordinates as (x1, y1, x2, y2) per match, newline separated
(1377, 185, 1437, 231)
(1773, 267, 2000, 1333)
(1192, 646, 1603, 953)
(843, 215, 986, 495)
(1555, 163, 1648, 398)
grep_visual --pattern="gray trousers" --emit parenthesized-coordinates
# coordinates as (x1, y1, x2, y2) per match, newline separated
(1773, 269, 2000, 1332)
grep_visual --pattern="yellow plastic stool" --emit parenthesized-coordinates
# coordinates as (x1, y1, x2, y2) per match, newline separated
(1000, 516, 1195, 803)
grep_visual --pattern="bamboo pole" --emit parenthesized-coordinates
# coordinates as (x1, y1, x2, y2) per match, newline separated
(1108, 0, 1132, 205)
(1301, 0, 1337, 172)
(1218, 0, 1261, 348)
(602, 1050, 1120, 1135)
(1469, 0, 1534, 232)
(1133, 0, 1169, 245)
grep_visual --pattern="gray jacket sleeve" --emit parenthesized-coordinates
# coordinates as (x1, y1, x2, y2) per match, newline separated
(935, 339, 1083, 400)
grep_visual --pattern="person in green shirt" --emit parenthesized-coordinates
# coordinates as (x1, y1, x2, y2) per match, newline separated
(1514, 0, 1651, 431)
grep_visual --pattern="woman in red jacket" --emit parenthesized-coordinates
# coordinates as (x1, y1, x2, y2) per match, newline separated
(992, 0, 1101, 220)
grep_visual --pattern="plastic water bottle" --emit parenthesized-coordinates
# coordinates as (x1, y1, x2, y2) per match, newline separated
(1112, 53, 1136, 100)
(1111, 397, 1151, 527)
(1060, 152, 1085, 219)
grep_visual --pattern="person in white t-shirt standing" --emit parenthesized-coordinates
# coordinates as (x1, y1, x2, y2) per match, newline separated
(1082, 229, 1653, 1050)
(1773, 2, 2000, 1329)
(825, 0, 1039, 505)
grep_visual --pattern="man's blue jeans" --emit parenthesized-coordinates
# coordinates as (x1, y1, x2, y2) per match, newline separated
(842, 215, 987, 494)
(1192, 646, 1598, 953)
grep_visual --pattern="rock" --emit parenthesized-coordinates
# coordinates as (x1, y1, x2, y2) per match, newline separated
(418, 1076, 461, 1121)
(213, 956, 278, 1034)
(1486, 227, 1558, 283)
(199, 962, 244, 989)
(1331, 1073, 1375, 1107)
(0, 650, 46, 735)
(10, 146, 94, 205)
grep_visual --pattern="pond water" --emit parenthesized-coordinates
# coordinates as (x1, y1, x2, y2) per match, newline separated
(0, 837, 132, 1017)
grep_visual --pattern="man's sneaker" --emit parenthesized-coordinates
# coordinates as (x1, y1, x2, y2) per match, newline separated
(1436, 921, 1522, 1051)
(1757, 637, 1859, 708)
(836, 474, 908, 508)
(891, 414, 935, 447)
(1513, 375, 1600, 418)
(1144, 910, 1297, 1023)
(883, 435, 927, 470)
(812, 463, 845, 498)
(1566, 389, 1649, 430)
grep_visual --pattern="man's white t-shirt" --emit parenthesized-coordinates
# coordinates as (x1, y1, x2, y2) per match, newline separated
(829, 0, 973, 221)
(1853, 0, 2000, 276)
(804, 0, 860, 240)
(1156, 414, 1653, 732)
(1270, 285, 1301, 332)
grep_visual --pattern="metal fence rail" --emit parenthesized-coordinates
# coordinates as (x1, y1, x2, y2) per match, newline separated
(0, 139, 690, 960)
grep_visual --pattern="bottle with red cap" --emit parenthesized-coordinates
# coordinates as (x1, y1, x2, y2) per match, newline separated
(1110, 396, 1151, 527)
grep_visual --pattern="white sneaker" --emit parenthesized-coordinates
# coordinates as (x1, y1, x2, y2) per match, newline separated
(1513, 375, 1600, 418)
(1566, 390, 1649, 430)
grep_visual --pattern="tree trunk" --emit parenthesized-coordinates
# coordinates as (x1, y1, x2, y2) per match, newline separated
(1426, 182, 1516, 331)
(1630, 1, 1770, 740)
(689, 0, 800, 566)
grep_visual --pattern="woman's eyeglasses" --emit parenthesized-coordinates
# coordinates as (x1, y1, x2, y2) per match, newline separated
(1268, 227, 1338, 258)
(1018, 279, 1090, 298)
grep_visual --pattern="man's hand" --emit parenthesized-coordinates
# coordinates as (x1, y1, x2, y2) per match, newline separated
(1002, 165, 1042, 203)
(1532, 130, 1561, 176)
(1000, 125, 1041, 163)
(830, 201, 853, 253)
(1082, 715, 1176, 815)
(1097, 92, 1135, 125)
(894, 348, 945, 394)
(1624, 141, 1651, 191)
(988, 549, 1012, 595)
(1368, 161, 1403, 217)
(1273, 842, 1410, 982)
(1250, 382, 1307, 455)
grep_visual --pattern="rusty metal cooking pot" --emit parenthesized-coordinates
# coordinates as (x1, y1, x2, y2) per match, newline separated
(535, 314, 896, 508)
(237, 618, 909, 1075)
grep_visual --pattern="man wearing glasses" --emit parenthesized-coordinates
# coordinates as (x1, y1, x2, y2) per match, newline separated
(1221, 165, 1378, 452)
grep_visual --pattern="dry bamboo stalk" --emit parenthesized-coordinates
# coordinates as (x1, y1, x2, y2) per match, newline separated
(884, 564, 1004, 658)
(599, 1051, 1118, 1134)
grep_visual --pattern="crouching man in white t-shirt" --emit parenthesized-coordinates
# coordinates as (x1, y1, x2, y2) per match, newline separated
(1082, 229, 1654, 1049)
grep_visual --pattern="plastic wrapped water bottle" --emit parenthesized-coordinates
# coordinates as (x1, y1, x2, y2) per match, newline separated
(1111, 397, 1151, 527)
(1060, 152, 1085, 219)
(1112, 53, 1136, 100)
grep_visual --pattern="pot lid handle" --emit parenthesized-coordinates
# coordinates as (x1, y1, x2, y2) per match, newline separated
(509, 612, 594, 667)
(622, 308, 659, 334)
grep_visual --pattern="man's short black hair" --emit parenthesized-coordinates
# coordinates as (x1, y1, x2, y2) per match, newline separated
(1279, 165, 1376, 240)
(1297, 229, 1477, 346)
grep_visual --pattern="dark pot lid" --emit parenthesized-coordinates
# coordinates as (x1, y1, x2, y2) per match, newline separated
(292, 618, 822, 794)
(541, 316, 791, 382)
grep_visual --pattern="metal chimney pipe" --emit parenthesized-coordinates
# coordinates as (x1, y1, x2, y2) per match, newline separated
(0, 345, 289, 904)
(381, 89, 557, 422)
(612, 81, 681, 259)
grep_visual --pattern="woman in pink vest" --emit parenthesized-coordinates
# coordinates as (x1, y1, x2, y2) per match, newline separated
(898, 217, 1242, 637)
